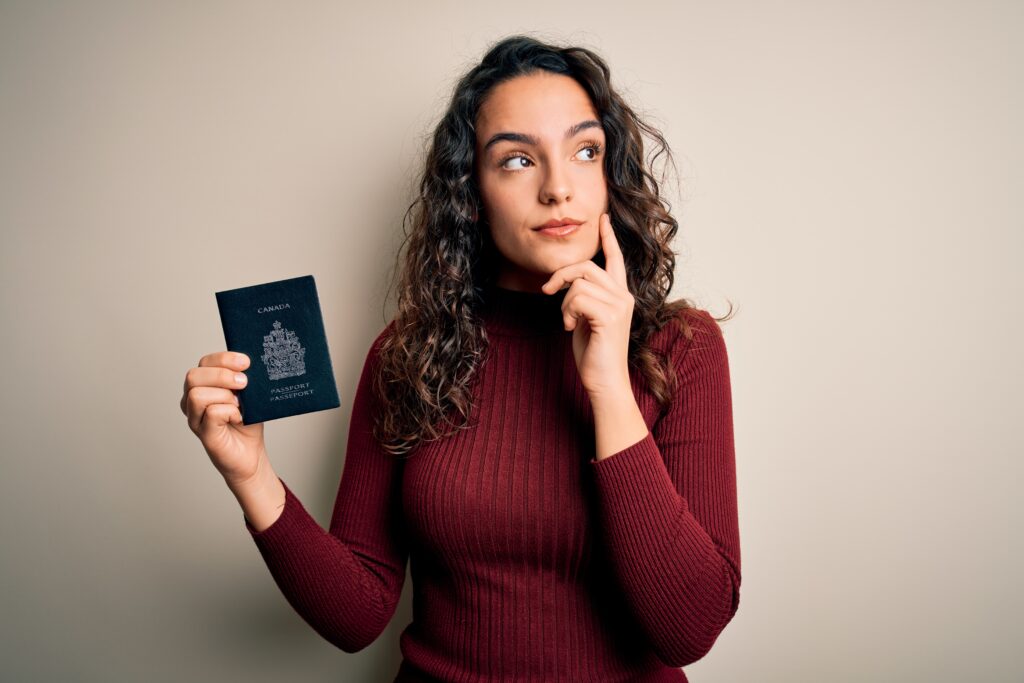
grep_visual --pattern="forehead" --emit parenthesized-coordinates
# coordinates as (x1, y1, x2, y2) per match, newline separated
(475, 72, 601, 143)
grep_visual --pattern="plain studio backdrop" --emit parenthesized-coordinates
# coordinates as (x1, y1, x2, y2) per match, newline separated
(1, 2, 1020, 682)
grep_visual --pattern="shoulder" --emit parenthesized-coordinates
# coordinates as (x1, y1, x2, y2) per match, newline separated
(652, 306, 727, 369)
(363, 319, 398, 369)
(373, 319, 398, 349)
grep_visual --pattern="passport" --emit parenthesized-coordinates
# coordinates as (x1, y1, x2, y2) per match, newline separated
(215, 274, 341, 424)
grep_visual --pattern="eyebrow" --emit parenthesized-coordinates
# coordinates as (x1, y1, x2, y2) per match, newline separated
(482, 119, 604, 153)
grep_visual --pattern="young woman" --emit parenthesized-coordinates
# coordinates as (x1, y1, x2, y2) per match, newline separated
(181, 35, 740, 683)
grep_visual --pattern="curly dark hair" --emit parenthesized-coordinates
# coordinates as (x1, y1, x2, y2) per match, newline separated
(373, 34, 735, 458)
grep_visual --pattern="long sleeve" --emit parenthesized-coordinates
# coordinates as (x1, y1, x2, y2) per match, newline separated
(588, 309, 741, 668)
(242, 322, 409, 652)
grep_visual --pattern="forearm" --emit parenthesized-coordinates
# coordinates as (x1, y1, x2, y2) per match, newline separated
(587, 312, 742, 664)
(227, 454, 286, 532)
(590, 384, 649, 461)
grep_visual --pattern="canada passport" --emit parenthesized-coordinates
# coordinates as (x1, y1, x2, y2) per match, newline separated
(215, 275, 341, 424)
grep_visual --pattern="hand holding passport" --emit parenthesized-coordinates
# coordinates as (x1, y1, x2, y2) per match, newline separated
(215, 275, 341, 424)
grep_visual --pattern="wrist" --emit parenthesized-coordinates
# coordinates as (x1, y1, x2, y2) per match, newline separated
(225, 449, 276, 497)
(587, 380, 635, 412)
(589, 381, 648, 462)
(227, 453, 286, 532)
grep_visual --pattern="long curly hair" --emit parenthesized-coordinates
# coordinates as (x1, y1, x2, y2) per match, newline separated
(373, 34, 734, 459)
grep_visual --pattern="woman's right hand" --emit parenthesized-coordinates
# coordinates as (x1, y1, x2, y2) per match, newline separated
(181, 351, 268, 487)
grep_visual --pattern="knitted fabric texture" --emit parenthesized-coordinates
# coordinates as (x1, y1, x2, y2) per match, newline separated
(245, 283, 741, 682)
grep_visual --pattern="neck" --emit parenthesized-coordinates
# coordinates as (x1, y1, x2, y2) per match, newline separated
(480, 281, 568, 337)
(491, 257, 571, 293)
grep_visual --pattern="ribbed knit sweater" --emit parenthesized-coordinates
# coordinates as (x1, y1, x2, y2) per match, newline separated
(244, 283, 741, 682)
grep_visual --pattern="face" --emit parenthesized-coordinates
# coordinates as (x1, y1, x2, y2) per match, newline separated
(474, 71, 608, 292)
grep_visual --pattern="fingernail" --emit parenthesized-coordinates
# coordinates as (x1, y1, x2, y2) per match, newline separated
(235, 373, 247, 385)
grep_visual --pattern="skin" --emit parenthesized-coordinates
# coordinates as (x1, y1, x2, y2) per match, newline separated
(474, 71, 608, 293)
(180, 350, 284, 531)
(180, 74, 654, 537)
(474, 72, 650, 461)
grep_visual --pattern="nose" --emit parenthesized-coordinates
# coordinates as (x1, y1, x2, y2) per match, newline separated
(538, 160, 572, 204)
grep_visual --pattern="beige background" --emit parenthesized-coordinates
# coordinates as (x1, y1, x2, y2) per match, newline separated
(1, 1, 1020, 681)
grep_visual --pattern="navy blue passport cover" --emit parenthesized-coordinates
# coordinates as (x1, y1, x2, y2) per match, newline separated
(215, 275, 341, 424)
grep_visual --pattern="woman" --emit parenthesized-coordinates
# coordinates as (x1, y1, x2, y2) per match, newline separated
(180, 35, 740, 682)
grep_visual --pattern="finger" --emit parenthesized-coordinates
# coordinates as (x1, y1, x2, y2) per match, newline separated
(541, 259, 615, 295)
(560, 279, 615, 331)
(186, 386, 240, 433)
(183, 365, 249, 417)
(199, 402, 243, 434)
(599, 213, 628, 288)
(185, 365, 249, 392)
(199, 351, 250, 371)
(185, 352, 249, 415)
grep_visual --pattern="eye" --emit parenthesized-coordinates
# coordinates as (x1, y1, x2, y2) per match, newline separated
(576, 142, 603, 161)
(500, 154, 532, 171)
(496, 141, 604, 173)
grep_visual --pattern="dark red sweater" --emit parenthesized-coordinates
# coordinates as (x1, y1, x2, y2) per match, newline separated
(245, 284, 741, 682)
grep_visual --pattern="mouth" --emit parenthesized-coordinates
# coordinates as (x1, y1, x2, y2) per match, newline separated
(533, 217, 584, 237)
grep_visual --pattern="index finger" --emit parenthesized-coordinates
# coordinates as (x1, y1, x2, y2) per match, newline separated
(199, 351, 250, 370)
(600, 213, 628, 288)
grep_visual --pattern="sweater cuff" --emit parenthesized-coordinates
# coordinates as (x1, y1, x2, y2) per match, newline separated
(588, 430, 683, 553)
(243, 477, 309, 544)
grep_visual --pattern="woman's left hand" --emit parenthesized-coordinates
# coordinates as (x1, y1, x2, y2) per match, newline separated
(541, 212, 635, 399)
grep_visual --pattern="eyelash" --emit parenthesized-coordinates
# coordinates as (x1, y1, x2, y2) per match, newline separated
(497, 141, 604, 172)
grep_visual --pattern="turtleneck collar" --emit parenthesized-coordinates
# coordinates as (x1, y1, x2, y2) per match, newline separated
(480, 281, 569, 337)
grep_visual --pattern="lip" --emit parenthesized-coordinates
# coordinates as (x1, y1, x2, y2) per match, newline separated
(534, 217, 584, 231)
(535, 222, 581, 237)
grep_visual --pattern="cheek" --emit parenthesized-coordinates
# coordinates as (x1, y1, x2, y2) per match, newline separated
(586, 175, 608, 202)
(477, 175, 503, 211)
(476, 166, 501, 201)
(486, 177, 520, 203)
(484, 188, 529, 229)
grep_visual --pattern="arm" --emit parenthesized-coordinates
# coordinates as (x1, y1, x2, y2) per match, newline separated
(588, 309, 741, 667)
(242, 323, 409, 653)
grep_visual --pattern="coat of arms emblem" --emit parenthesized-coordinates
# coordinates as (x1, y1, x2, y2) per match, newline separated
(261, 320, 307, 380)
